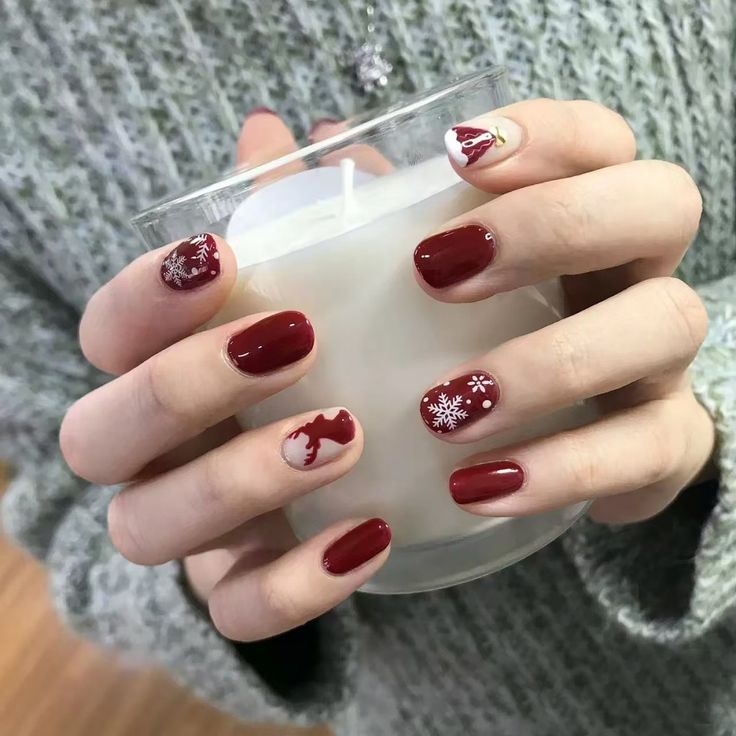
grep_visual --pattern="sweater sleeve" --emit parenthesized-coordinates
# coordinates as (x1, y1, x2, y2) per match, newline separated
(563, 272, 736, 643)
(0, 256, 359, 727)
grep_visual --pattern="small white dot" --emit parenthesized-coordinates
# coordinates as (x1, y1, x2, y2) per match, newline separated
(422, 397, 428, 403)
(213, 252, 220, 260)
(191, 267, 198, 275)
(466, 399, 471, 405)
(482, 400, 492, 409)
(443, 381, 450, 386)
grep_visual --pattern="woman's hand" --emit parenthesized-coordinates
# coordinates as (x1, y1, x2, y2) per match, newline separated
(59, 112, 391, 643)
(415, 98, 715, 523)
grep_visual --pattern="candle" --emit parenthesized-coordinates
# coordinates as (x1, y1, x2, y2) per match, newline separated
(215, 155, 592, 549)
(134, 68, 592, 591)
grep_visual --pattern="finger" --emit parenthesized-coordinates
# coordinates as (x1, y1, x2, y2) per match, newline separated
(209, 517, 391, 642)
(61, 310, 316, 484)
(419, 278, 708, 443)
(413, 160, 702, 299)
(447, 393, 712, 521)
(79, 233, 237, 374)
(309, 118, 395, 175)
(236, 108, 298, 166)
(444, 98, 636, 193)
(107, 408, 363, 565)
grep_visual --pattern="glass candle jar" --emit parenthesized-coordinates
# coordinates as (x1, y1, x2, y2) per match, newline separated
(133, 68, 591, 594)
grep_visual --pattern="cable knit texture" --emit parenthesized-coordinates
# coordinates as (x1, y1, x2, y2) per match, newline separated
(1, 1, 735, 734)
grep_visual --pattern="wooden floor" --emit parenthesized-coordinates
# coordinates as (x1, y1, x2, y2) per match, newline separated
(0, 468, 329, 736)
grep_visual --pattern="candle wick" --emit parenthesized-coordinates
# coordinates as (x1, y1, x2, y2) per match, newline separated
(340, 157, 357, 220)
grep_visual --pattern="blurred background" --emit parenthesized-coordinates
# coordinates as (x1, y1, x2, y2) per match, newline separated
(0, 464, 329, 736)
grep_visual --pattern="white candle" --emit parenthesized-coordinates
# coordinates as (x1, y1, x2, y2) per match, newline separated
(216, 156, 591, 547)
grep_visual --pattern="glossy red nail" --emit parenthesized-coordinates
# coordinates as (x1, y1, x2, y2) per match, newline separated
(414, 224, 495, 289)
(420, 371, 499, 435)
(322, 518, 391, 575)
(450, 461, 524, 504)
(227, 311, 314, 375)
(308, 117, 342, 140)
(161, 233, 220, 291)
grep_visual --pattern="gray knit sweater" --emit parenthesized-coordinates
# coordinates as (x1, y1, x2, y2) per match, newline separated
(2, 2, 736, 734)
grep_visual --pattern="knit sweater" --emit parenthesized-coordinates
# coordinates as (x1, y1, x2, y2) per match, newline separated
(1, 1, 735, 734)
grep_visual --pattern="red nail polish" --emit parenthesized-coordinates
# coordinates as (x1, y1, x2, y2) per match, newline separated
(308, 117, 342, 140)
(450, 461, 524, 504)
(227, 311, 314, 375)
(246, 106, 277, 117)
(161, 233, 220, 291)
(414, 224, 495, 289)
(322, 518, 391, 575)
(420, 371, 499, 435)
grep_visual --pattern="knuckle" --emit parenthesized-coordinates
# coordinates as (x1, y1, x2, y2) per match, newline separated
(547, 328, 589, 396)
(560, 431, 600, 498)
(651, 277, 708, 358)
(639, 402, 683, 486)
(259, 573, 303, 626)
(541, 187, 595, 254)
(141, 354, 189, 424)
(107, 492, 151, 564)
(653, 161, 703, 235)
(566, 100, 637, 164)
(208, 592, 242, 641)
(194, 449, 237, 514)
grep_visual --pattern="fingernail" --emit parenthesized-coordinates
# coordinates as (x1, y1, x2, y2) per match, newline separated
(161, 233, 220, 291)
(322, 518, 392, 575)
(246, 106, 277, 117)
(308, 117, 342, 141)
(283, 408, 356, 469)
(444, 116, 523, 168)
(450, 461, 524, 504)
(227, 311, 314, 375)
(414, 224, 495, 288)
(420, 371, 499, 435)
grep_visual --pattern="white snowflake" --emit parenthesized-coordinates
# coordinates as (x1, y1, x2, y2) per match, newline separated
(189, 233, 208, 245)
(468, 375, 493, 393)
(162, 252, 188, 287)
(426, 393, 469, 431)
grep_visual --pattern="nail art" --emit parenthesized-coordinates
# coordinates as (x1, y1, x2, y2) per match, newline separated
(283, 409, 356, 469)
(161, 233, 220, 291)
(444, 117, 521, 168)
(322, 518, 392, 575)
(450, 461, 524, 505)
(226, 311, 314, 375)
(414, 224, 495, 288)
(420, 371, 499, 434)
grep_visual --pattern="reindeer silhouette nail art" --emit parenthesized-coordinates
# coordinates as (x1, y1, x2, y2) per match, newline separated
(283, 409, 356, 469)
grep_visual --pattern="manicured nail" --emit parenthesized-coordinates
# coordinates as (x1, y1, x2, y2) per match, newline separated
(246, 106, 277, 117)
(283, 408, 356, 469)
(308, 117, 342, 141)
(450, 461, 524, 505)
(414, 224, 495, 288)
(161, 233, 220, 291)
(444, 116, 522, 168)
(420, 371, 499, 435)
(322, 518, 391, 575)
(227, 311, 314, 375)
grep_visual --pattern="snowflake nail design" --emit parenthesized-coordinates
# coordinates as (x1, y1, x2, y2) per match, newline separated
(283, 408, 356, 469)
(420, 371, 499, 434)
(161, 233, 220, 291)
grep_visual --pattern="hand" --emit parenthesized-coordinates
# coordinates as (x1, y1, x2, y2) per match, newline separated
(60, 111, 391, 643)
(415, 98, 715, 523)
